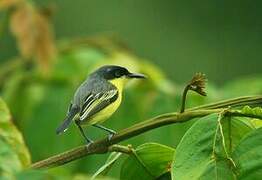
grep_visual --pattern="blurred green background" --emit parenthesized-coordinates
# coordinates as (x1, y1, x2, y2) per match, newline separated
(0, 0, 261, 179)
(1, 0, 262, 84)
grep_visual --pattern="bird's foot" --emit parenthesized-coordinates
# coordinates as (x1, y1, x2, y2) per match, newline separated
(107, 131, 116, 141)
(84, 137, 94, 145)
(85, 141, 94, 148)
(85, 140, 94, 148)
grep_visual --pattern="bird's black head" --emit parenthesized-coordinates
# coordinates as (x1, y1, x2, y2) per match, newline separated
(95, 65, 146, 80)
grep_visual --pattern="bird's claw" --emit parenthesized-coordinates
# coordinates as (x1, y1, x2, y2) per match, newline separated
(85, 140, 94, 147)
(108, 132, 116, 141)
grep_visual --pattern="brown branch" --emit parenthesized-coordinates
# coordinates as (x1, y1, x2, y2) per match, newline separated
(31, 95, 262, 169)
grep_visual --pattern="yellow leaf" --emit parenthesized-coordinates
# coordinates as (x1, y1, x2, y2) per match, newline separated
(0, 0, 22, 9)
(9, 2, 56, 73)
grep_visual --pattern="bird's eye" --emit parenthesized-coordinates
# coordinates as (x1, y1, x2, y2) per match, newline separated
(115, 71, 122, 78)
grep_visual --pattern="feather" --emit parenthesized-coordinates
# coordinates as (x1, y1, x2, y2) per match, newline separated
(56, 106, 79, 135)
(79, 90, 118, 121)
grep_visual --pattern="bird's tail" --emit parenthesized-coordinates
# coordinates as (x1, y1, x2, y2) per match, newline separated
(56, 107, 79, 135)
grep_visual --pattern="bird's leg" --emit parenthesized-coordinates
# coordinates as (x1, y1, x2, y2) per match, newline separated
(75, 121, 93, 144)
(93, 124, 116, 140)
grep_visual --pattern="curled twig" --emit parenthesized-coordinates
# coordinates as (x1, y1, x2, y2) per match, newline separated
(180, 73, 207, 113)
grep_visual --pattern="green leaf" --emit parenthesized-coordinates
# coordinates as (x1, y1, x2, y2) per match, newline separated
(120, 143, 175, 180)
(121, 153, 153, 180)
(232, 127, 262, 180)
(239, 106, 262, 128)
(155, 171, 171, 180)
(222, 117, 254, 154)
(171, 114, 235, 180)
(241, 106, 262, 117)
(0, 97, 31, 178)
(135, 143, 175, 176)
(249, 119, 262, 128)
(92, 152, 122, 179)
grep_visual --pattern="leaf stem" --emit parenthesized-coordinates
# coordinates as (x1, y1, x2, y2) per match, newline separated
(228, 118, 233, 154)
(180, 85, 190, 113)
(108, 144, 133, 154)
(180, 73, 207, 113)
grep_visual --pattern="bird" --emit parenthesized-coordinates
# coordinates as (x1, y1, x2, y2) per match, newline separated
(56, 65, 146, 144)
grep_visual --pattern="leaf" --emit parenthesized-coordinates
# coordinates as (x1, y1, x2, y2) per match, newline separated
(241, 106, 262, 117)
(239, 106, 262, 128)
(0, 0, 21, 9)
(91, 152, 122, 179)
(10, 2, 56, 73)
(135, 143, 175, 176)
(171, 114, 236, 180)
(222, 117, 254, 154)
(155, 171, 171, 180)
(121, 154, 153, 180)
(232, 128, 262, 180)
(0, 97, 31, 178)
(120, 143, 175, 180)
(249, 119, 262, 128)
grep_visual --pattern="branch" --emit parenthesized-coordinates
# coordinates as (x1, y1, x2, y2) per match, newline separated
(31, 109, 219, 169)
(31, 95, 262, 169)
(188, 95, 262, 111)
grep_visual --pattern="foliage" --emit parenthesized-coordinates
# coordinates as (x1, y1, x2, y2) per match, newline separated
(171, 112, 258, 179)
(0, 98, 30, 179)
(0, 1, 262, 179)
(92, 152, 122, 179)
(0, 93, 261, 179)
(0, 42, 261, 180)
(120, 143, 174, 180)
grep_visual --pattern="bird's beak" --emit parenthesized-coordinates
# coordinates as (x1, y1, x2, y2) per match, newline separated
(127, 72, 147, 79)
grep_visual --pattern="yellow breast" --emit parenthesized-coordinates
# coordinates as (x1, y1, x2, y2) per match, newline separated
(84, 77, 127, 125)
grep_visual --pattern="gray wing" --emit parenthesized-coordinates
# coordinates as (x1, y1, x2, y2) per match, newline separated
(72, 76, 118, 121)
(79, 89, 118, 121)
